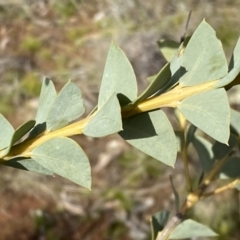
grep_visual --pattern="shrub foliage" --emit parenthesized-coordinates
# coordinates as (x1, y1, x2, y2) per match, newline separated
(1, 20, 240, 239)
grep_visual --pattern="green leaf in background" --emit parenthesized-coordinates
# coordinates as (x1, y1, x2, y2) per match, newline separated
(157, 39, 180, 62)
(133, 63, 171, 105)
(229, 36, 240, 71)
(216, 36, 240, 90)
(32, 137, 91, 189)
(1, 120, 36, 157)
(163, 41, 187, 93)
(46, 81, 85, 131)
(219, 156, 240, 179)
(192, 136, 215, 172)
(154, 37, 189, 96)
(230, 108, 240, 136)
(98, 41, 137, 107)
(170, 176, 180, 212)
(178, 88, 230, 144)
(119, 110, 177, 167)
(180, 20, 228, 86)
(0, 114, 14, 151)
(212, 134, 238, 159)
(170, 43, 184, 76)
(150, 210, 170, 240)
(175, 130, 184, 152)
(29, 78, 57, 138)
(169, 219, 218, 239)
(4, 157, 53, 175)
(83, 93, 122, 137)
(35, 78, 57, 124)
(186, 124, 197, 147)
(214, 59, 240, 88)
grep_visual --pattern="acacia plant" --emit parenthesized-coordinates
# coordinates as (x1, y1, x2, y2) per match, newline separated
(1, 20, 240, 239)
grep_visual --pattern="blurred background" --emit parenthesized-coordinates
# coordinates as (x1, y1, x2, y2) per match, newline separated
(0, 0, 240, 239)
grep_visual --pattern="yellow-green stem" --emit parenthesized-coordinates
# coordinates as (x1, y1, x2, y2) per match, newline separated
(201, 178, 240, 198)
(0, 79, 218, 161)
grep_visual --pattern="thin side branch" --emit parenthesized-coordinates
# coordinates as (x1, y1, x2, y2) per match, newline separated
(202, 178, 240, 198)
(179, 115, 192, 192)
(156, 156, 230, 240)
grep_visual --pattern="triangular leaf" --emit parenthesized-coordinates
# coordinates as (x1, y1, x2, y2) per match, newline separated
(119, 110, 177, 167)
(229, 36, 240, 71)
(192, 136, 215, 172)
(11, 120, 36, 144)
(4, 157, 53, 175)
(83, 93, 122, 137)
(46, 81, 85, 131)
(133, 63, 171, 105)
(170, 36, 190, 78)
(35, 78, 57, 124)
(155, 38, 189, 95)
(32, 137, 91, 189)
(169, 219, 218, 239)
(163, 41, 187, 93)
(1, 120, 36, 157)
(180, 20, 228, 86)
(214, 60, 240, 88)
(29, 78, 57, 138)
(150, 210, 170, 240)
(98, 41, 137, 107)
(0, 114, 14, 151)
(178, 88, 230, 144)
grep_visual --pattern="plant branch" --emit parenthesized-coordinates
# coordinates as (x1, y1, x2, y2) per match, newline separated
(181, 145, 192, 192)
(156, 213, 184, 240)
(201, 178, 240, 198)
(0, 79, 218, 161)
(1, 114, 94, 159)
(156, 156, 229, 240)
(121, 80, 218, 117)
(179, 116, 192, 192)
